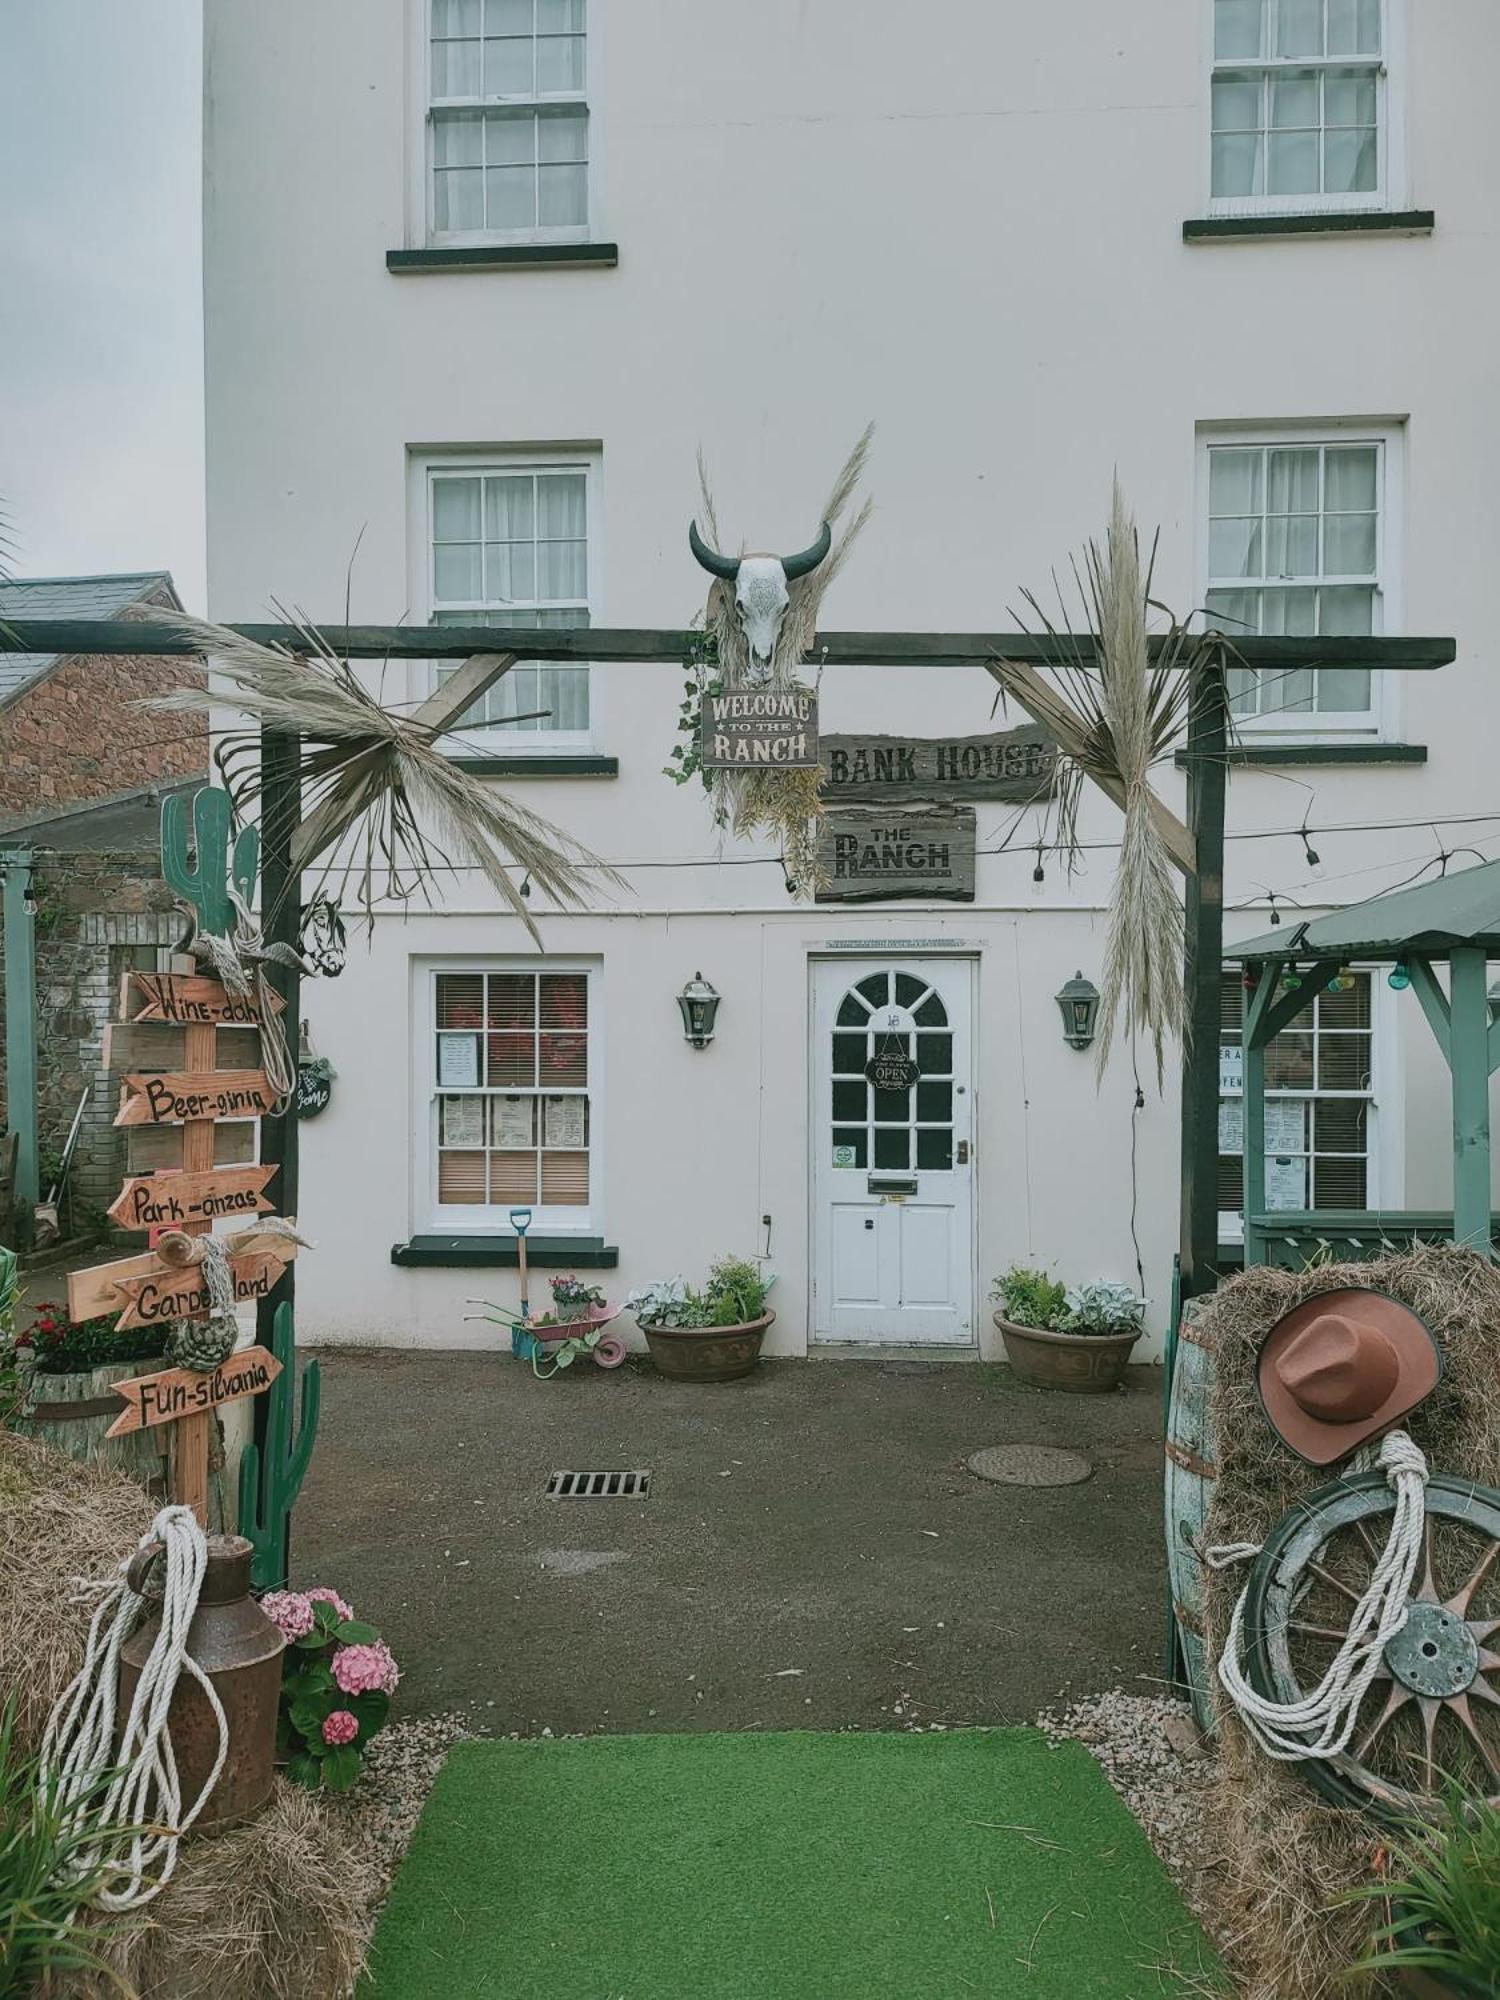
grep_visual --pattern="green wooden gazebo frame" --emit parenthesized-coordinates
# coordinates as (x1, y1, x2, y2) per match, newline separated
(1228, 857, 1500, 1268)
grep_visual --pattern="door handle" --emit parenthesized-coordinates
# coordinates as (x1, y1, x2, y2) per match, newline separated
(956, 1140, 970, 1165)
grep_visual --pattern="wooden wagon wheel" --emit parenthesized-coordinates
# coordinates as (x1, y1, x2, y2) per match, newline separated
(1241, 1471, 1500, 1819)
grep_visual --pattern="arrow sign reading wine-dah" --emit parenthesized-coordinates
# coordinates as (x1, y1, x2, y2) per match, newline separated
(115, 1071, 277, 1126)
(68, 1229, 301, 1325)
(122, 970, 285, 1025)
(105, 1345, 283, 1438)
(106, 1164, 279, 1234)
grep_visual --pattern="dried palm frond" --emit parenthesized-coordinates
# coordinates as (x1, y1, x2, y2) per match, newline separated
(994, 480, 1232, 1081)
(696, 426, 874, 895)
(141, 609, 623, 944)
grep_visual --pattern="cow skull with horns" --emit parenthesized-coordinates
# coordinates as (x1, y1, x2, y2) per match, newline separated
(689, 519, 833, 683)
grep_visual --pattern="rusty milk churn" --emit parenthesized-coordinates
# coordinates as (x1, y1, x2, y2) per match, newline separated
(118, 1533, 285, 1831)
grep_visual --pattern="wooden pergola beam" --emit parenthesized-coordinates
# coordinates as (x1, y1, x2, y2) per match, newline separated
(0, 620, 1458, 671)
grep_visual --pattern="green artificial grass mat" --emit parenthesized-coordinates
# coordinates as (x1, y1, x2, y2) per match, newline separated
(363, 1728, 1221, 1998)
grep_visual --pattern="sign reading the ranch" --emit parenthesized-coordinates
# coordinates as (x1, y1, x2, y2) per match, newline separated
(105, 1345, 284, 1438)
(820, 724, 1056, 805)
(699, 687, 819, 770)
(816, 808, 977, 904)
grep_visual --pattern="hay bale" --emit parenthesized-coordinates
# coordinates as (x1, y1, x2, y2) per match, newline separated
(1197, 1244, 1500, 2000)
(53, 1781, 373, 2000)
(0, 1430, 153, 1753)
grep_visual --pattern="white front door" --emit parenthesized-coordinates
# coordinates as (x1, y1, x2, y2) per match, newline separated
(811, 957, 976, 1346)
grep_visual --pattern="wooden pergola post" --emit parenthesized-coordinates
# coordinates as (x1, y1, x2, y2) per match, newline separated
(1, 850, 39, 1243)
(1177, 659, 1228, 1303)
(1446, 946, 1492, 1255)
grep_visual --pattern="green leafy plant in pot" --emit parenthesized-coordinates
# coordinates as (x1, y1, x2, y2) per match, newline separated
(628, 1256, 775, 1382)
(991, 1268, 1146, 1393)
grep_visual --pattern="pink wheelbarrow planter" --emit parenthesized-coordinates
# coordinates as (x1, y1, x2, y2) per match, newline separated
(512, 1303, 628, 1376)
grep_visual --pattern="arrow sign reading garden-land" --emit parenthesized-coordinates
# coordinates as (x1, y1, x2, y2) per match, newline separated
(67, 1230, 301, 1325)
(114, 1071, 277, 1126)
(105, 1344, 283, 1438)
(105, 1164, 279, 1234)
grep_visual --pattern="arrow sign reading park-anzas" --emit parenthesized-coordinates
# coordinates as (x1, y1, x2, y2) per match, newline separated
(105, 1164, 278, 1233)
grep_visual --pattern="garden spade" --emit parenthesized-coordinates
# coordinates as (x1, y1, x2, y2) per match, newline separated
(510, 1206, 533, 1322)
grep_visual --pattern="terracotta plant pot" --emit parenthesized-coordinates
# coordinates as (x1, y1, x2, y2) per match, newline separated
(993, 1314, 1141, 1393)
(641, 1311, 775, 1383)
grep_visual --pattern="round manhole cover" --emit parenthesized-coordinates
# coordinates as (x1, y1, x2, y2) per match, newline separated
(966, 1444, 1093, 1487)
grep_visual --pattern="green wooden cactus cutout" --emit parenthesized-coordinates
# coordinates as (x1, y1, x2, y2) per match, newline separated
(161, 788, 260, 938)
(239, 1301, 321, 1590)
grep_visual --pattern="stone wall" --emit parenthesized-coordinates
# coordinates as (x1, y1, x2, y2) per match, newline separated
(0, 639, 205, 825)
(0, 852, 181, 1224)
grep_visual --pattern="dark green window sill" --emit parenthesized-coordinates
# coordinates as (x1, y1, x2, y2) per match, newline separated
(392, 1235, 618, 1269)
(449, 755, 618, 778)
(387, 243, 619, 274)
(1176, 742, 1426, 769)
(1184, 210, 1434, 243)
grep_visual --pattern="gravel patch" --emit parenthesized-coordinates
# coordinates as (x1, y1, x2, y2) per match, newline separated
(329, 1712, 471, 1928)
(1040, 1690, 1235, 1968)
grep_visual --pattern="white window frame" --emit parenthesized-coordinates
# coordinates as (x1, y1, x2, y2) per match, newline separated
(418, 0, 594, 248)
(1218, 961, 1402, 1241)
(416, 957, 603, 1236)
(1195, 419, 1403, 741)
(1204, 0, 1407, 218)
(409, 447, 602, 757)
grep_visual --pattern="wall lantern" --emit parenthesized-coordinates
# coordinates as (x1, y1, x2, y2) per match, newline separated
(677, 972, 721, 1049)
(1055, 970, 1100, 1052)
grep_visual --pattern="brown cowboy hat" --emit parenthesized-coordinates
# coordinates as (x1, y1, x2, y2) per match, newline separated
(1256, 1288, 1443, 1466)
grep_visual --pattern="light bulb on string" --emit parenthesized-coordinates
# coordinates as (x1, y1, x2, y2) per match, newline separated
(1032, 843, 1046, 885)
(1389, 959, 1412, 991)
(1300, 823, 1323, 875)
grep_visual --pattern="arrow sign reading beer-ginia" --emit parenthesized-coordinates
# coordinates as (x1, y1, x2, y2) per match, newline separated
(67, 1230, 301, 1324)
(105, 1344, 284, 1438)
(114, 1070, 277, 1127)
(105, 1164, 279, 1234)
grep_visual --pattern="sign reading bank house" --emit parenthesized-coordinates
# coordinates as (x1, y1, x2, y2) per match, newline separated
(816, 807, 977, 903)
(700, 688, 819, 770)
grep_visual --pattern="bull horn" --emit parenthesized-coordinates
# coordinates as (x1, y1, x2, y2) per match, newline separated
(780, 520, 833, 581)
(689, 521, 741, 580)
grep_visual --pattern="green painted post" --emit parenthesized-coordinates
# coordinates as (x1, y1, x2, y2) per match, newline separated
(1447, 947, 1493, 1258)
(2, 851, 39, 1240)
(1243, 1008, 1267, 1269)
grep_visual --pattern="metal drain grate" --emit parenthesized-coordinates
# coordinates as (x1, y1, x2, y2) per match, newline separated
(546, 1469, 651, 1500)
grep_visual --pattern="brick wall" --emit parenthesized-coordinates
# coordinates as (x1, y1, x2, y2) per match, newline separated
(0, 637, 206, 823)
(0, 852, 181, 1223)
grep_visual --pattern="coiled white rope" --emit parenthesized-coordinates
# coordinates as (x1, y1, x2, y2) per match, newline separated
(1210, 1429, 1429, 1762)
(39, 1506, 230, 1910)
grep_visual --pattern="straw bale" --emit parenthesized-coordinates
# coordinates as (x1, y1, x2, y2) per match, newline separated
(1195, 1245, 1500, 1998)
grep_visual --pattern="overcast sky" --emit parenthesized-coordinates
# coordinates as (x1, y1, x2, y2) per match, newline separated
(0, 0, 205, 608)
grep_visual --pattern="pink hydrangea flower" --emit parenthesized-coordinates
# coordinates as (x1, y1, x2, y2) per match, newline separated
(305, 1585, 354, 1623)
(322, 1709, 359, 1747)
(332, 1640, 399, 1697)
(261, 1590, 315, 1642)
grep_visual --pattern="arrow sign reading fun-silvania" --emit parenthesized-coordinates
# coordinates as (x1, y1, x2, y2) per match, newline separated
(106, 1164, 279, 1233)
(122, 970, 285, 1025)
(115, 1071, 277, 1127)
(105, 1344, 283, 1438)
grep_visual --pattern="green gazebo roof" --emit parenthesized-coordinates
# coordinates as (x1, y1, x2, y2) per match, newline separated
(1230, 854, 1500, 963)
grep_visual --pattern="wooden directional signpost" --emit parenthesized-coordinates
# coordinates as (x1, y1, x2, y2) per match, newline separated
(63, 788, 317, 1534)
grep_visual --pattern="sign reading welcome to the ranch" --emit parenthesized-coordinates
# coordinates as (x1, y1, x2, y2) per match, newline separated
(699, 687, 819, 770)
(820, 723, 1056, 805)
(816, 808, 977, 904)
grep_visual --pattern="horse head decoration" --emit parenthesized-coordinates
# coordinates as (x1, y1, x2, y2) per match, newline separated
(689, 519, 833, 683)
